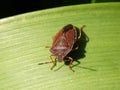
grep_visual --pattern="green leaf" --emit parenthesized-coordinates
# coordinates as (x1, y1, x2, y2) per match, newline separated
(0, 2, 120, 90)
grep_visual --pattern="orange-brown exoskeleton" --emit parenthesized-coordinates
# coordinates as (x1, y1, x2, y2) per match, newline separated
(39, 24, 85, 72)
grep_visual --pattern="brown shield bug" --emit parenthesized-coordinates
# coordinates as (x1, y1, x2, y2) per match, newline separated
(39, 24, 85, 72)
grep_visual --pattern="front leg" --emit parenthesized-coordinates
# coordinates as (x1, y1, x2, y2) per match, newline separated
(50, 54, 57, 70)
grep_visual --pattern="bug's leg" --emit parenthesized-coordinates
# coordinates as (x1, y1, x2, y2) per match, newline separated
(50, 54, 57, 70)
(77, 30, 81, 40)
(38, 61, 52, 65)
(45, 46, 51, 48)
(72, 46, 79, 51)
(66, 56, 74, 72)
(77, 25, 86, 40)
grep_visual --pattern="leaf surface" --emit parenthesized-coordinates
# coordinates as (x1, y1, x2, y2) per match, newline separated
(0, 2, 120, 90)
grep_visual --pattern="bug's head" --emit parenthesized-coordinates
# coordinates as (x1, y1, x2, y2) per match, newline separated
(57, 55, 64, 62)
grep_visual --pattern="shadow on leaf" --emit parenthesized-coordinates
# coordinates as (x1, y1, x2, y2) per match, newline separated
(62, 26, 95, 71)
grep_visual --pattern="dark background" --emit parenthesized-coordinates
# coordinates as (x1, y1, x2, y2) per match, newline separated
(0, 0, 119, 19)
(0, 0, 91, 19)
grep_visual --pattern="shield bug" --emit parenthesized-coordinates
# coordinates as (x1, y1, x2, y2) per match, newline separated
(39, 24, 85, 72)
